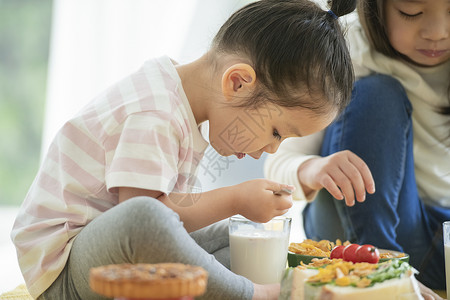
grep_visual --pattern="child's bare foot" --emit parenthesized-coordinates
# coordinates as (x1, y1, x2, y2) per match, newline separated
(252, 283, 280, 300)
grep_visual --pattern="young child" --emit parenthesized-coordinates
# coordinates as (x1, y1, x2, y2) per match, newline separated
(11, 0, 358, 299)
(265, 0, 450, 291)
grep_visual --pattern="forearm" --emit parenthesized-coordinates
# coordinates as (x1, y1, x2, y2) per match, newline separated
(118, 185, 238, 233)
(163, 186, 238, 232)
(119, 179, 293, 233)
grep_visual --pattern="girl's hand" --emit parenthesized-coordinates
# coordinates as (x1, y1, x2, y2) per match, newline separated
(231, 179, 294, 223)
(417, 281, 445, 300)
(252, 283, 280, 300)
(298, 150, 375, 206)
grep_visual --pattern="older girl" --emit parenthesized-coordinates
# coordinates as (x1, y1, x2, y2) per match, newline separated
(266, 0, 450, 291)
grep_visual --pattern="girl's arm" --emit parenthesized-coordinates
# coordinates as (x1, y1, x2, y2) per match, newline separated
(265, 133, 375, 206)
(118, 179, 293, 232)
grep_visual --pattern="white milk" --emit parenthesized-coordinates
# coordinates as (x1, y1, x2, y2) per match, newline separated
(229, 229, 289, 284)
(445, 244, 450, 300)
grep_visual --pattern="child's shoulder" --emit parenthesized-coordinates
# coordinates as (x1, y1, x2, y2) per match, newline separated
(65, 56, 194, 142)
(95, 56, 187, 116)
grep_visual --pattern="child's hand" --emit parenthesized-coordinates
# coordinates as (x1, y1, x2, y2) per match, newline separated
(231, 179, 294, 223)
(417, 281, 444, 300)
(252, 283, 280, 300)
(298, 150, 375, 206)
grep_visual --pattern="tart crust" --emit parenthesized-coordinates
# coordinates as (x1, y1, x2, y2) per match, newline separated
(90, 263, 208, 299)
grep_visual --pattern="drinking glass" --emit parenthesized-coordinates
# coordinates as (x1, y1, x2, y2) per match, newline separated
(444, 221, 450, 300)
(229, 215, 291, 284)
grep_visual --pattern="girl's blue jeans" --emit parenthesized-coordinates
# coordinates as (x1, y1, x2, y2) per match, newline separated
(303, 74, 450, 290)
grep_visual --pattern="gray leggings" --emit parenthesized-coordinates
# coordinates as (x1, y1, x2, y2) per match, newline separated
(39, 197, 253, 300)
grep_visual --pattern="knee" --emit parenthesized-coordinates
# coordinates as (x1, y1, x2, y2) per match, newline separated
(352, 74, 412, 116)
(115, 197, 182, 235)
(355, 74, 404, 97)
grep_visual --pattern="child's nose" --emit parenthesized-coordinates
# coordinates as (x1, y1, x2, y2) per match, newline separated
(421, 15, 449, 42)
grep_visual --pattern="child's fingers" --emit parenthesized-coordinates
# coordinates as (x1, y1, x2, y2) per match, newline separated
(273, 188, 293, 196)
(348, 154, 375, 194)
(264, 180, 295, 195)
(324, 167, 356, 205)
(339, 163, 367, 203)
(335, 177, 356, 206)
(274, 195, 293, 210)
(321, 175, 344, 200)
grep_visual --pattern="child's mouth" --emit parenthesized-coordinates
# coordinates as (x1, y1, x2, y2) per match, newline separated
(235, 153, 246, 159)
(418, 49, 448, 58)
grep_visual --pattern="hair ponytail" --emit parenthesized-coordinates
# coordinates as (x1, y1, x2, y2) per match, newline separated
(327, 0, 357, 19)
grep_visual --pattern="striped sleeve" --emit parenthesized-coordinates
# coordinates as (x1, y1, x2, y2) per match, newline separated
(105, 111, 184, 195)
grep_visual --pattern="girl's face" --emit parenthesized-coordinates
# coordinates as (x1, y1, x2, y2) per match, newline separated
(385, 0, 450, 67)
(208, 103, 334, 159)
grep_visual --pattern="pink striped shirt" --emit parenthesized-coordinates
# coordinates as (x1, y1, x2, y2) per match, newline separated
(11, 56, 209, 298)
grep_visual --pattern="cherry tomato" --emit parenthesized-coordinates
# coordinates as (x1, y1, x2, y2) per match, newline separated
(330, 245, 345, 259)
(342, 243, 360, 263)
(355, 244, 380, 264)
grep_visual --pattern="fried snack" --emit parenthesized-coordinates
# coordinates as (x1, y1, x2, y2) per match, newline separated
(380, 252, 406, 259)
(90, 263, 208, 299)
(289, 239, 350, 257)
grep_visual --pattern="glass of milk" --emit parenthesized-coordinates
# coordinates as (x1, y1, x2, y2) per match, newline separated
(229, 215, 291, 284)
(444, 221, 450, 300)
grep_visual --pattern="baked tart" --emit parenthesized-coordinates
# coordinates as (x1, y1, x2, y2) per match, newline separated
(90, 263, 208, 299)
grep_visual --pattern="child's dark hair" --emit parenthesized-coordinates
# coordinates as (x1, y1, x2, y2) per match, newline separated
(357, 0, 396, 59)
(211, 0, 357, 117)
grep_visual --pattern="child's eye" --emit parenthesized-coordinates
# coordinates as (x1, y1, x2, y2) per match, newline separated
(399, 10, 422, 20)
(273, 129, 282, 140)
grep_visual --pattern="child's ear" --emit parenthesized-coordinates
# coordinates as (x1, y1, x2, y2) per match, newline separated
(221, 63, 256, 102)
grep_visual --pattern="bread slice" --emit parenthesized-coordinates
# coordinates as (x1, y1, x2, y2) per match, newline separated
(316, 275, 422, 300)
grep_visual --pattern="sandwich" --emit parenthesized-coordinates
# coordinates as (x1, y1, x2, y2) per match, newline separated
(279, 258, 423, 300)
